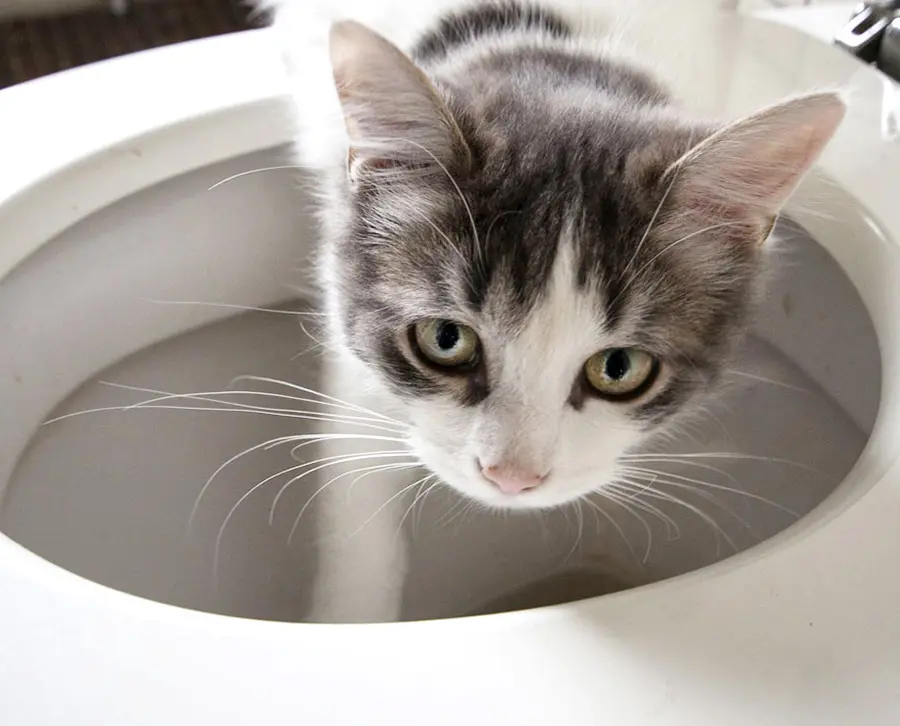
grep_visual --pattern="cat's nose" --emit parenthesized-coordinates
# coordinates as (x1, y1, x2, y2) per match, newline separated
(480, 464, 546, 494)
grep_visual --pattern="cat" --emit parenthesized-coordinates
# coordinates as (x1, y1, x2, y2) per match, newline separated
(258, 0, 845, 622)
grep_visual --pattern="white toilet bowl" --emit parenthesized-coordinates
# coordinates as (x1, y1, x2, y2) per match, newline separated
(1, 13, 899, 726)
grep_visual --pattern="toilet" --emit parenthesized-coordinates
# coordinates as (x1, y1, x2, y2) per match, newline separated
(1, 7, 899, 725)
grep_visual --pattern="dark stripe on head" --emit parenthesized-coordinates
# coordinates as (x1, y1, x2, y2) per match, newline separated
(413, 2, 571, 62)
(465, 249, 494, 312)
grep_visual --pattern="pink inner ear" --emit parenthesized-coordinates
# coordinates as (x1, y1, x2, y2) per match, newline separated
(671, 92, 846, 221)
(329, 20, 470, 173)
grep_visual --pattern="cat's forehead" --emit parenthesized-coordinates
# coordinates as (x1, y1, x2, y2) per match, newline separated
(357, 170, 720, 351)
(482, 242, 606, 380)
(346, 103, 751, 366)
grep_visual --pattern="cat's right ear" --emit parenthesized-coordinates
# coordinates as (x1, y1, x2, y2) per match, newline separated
(329, 20, 471, 181)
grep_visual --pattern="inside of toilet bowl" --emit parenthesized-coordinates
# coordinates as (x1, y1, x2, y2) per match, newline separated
(0, 149, 882, 623)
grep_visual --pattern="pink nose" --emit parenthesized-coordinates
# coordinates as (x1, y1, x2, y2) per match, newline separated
(481, 465, 546, 494)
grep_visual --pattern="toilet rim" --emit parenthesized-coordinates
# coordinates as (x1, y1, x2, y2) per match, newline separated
(1, 20, 900, 720)
(0, 18, 899, 612)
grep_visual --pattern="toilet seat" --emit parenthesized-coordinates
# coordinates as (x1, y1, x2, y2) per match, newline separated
(1, 16, 899, 726)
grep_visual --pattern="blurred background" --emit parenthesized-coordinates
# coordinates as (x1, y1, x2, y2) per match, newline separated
(0, 0, 264, 89)
(0, 1, 863, 90)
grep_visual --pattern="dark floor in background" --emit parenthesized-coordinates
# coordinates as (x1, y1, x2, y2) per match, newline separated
(0, 0, 265, 89)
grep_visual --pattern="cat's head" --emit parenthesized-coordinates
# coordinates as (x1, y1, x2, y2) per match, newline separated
(322, 21, 844, 510)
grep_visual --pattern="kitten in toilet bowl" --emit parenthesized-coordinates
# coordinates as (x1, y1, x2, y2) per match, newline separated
(257, 0, 845, 622)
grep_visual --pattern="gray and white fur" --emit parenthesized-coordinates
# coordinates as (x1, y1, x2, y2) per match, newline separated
(260, 0, 845, 622)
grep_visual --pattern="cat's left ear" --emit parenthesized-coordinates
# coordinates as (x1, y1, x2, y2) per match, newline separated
(668, 92, 846, 242)
(329, 20, 471, 181)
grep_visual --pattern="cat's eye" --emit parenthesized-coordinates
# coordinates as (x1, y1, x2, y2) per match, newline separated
(413, 319, 480, 369)
(584, 348, 658, 400)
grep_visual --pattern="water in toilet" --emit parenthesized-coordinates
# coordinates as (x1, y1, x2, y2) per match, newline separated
(0, 1, 877, 624)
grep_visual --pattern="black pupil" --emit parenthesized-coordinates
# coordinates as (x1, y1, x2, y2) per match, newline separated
(605, 349, 631, 381)
(437, 322, 460, 351)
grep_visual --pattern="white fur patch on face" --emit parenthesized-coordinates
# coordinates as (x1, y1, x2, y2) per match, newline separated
(406, 236, 648, 510)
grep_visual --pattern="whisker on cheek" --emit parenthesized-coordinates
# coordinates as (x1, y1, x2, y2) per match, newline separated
(621, 451, 818, 473)
(229, 375, 408, 424)
(207, 164, 314, 192)
(397, 474, 440, 540)
(581, 497, 643, 572)
(287, 461, 421, 545)
(632, 486, 738, 557)
(343, 474, 429, 541)
(596, 489, 654, 562)
(139, 298, 328, 318)
(269, 451, 416, 530)
(606, 481, 681, 541)
(619, 465, 799, 517)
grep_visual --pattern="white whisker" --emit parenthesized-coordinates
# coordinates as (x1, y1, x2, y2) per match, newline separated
(621, 473, 766, 539)
(447, 499, 477, 536)
(564, 500, 586, 563)
(139, 298, 326, 317)
(208, 165, 309, 191)
(438, 497, 470, 529)
(624, 221, 741, 294)
(189, 435, 304, 534)
(619, 465, 800, 517)
(396, 473, 439, 542)
(230, 375, 404, 424)
(103, 381, 407, 428)
(622, 474, 758, 539)
(208, 445, 412, 562)
(620, 456, 738, 484)
(344, 476, 426, 541)
(606, 481, 681, 541)
(582, 496, 643, 571)
(286, 434, 406, 462)
(45, 403, 405, 434)
(413, 479, 443, 535)
(287, 462, 419, 545)
(395, 137, 482, 263)
(621, 451, 817, 472)
(270, 450, 414, 527)
(636, 487, 737, 556)
(617, 166, 681, 282)
(421, 216, 468, 267)
(596, 490, 654, 562)
(212, 459, 314, 586)
(726, 369, 810, 393)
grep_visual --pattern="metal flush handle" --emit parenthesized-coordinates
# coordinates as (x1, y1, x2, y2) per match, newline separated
(880, 17, 900, 81)
(835, 1, 900, 64)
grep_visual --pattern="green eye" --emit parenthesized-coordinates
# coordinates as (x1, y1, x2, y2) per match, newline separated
(413, 319, 480, 368)
(584, 348, 658, 400)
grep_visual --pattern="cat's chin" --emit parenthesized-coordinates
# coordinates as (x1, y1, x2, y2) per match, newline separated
(452, 483, 590, 512)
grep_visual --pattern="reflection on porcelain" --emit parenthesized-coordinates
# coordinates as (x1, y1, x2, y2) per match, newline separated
(882, 77, 900, 141)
